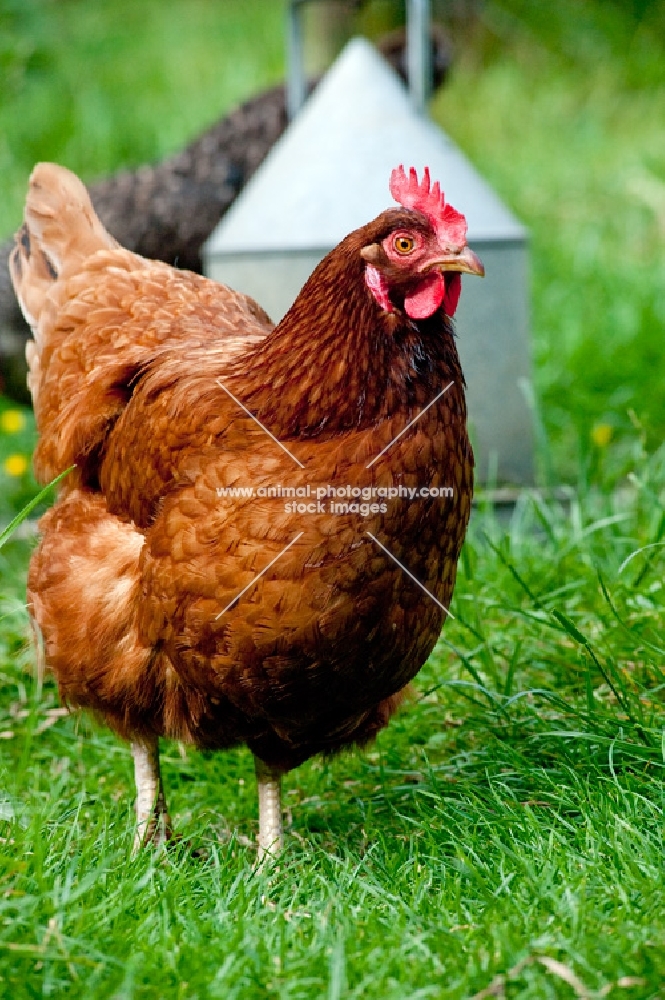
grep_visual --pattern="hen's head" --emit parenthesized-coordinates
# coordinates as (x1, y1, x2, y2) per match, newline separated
(361, 166, 484, 321)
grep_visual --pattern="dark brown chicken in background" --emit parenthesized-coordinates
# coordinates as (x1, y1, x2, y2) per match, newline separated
(0, 26, 452, 402)
(10, 161, 482, 857)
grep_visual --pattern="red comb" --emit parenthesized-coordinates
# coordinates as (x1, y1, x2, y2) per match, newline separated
(389, 165, 467, 247)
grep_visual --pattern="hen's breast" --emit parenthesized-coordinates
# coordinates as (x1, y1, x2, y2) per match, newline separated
(138, 386, 473, 765)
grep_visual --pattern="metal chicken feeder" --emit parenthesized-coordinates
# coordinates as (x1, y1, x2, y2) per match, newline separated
(204, 3, 534, 485)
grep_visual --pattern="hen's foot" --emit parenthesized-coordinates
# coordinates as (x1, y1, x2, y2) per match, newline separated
(132, 735, 171, 852)
(254, 756, 283, 865)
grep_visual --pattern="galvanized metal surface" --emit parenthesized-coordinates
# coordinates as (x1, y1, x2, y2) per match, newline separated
(287, 2, 307, 121)
(287, 0, 434, 119)
(207, 38, 524, 251)
(406, 0, 432, 112)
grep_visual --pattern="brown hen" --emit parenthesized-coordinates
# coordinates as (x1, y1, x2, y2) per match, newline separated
(10, 162, 482, 857)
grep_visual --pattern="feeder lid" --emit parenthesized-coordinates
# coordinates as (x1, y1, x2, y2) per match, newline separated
(206, 36, 526, 257)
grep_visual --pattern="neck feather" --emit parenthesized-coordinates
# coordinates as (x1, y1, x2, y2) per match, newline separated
(230, 236, 464, 439)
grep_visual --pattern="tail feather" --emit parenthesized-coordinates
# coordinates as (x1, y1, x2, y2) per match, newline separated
(9, 163, 117, 403)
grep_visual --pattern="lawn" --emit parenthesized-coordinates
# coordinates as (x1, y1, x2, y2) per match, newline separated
(1, 1, 664, 997)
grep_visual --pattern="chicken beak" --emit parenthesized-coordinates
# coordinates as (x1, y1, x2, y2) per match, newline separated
(428, 246, 485, 277)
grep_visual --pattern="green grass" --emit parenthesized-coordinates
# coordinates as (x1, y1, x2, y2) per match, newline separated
(1, 1, 665, 997)
(0, 0, 286, 222)
(433, 0, 665, 480)
(0, 403, 39, 525)
(1, 464, 665, 998)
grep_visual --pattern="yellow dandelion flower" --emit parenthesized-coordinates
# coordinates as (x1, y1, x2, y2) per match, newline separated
(591, 423, 613, 448)
(3, 454, 29, 477)
(0, 410, 25, 434)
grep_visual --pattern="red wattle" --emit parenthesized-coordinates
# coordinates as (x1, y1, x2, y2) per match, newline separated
(404, 271, 445, 320)
(443, 273, 462, 317)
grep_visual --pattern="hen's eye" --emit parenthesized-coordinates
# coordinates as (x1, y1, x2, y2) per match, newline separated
(393, 235, 415, 255)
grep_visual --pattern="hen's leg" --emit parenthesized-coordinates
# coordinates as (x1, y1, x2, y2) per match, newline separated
(254, 757, 283, 862)
(132, 735, 171, 851)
